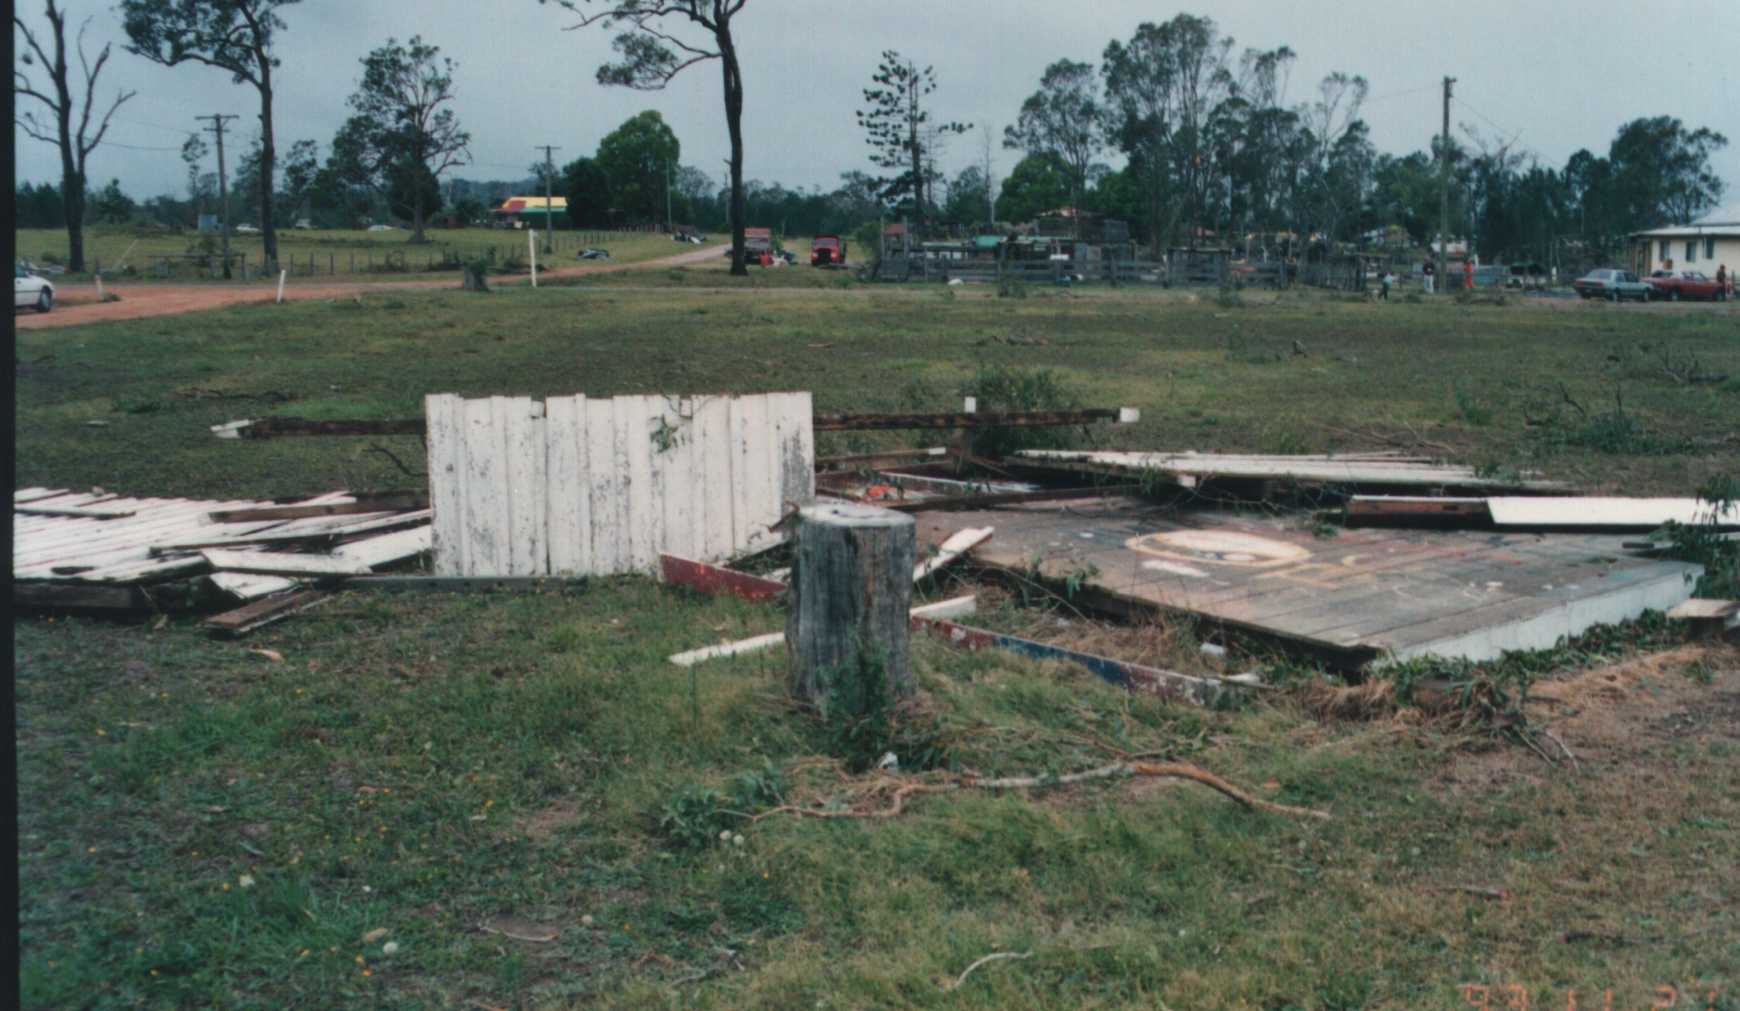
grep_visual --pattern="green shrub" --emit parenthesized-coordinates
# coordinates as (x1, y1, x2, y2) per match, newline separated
(958, 365, 1083, 459)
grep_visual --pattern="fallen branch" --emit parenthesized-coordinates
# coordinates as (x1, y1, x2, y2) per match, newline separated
(754, 761, 1330, 822)
(948, 951, 1032, 990)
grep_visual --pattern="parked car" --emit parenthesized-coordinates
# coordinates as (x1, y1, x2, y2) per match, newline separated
(292, 218, 315, 230)
(235, 223, 260, 234)
(1645, 269, 1727, 301)
(15, 263, 54, 312)
(810, 234, 847, 267)
(365, 224, 398, 232)
(577, 248, 611, 260)
(1571, 268, 1652, 301)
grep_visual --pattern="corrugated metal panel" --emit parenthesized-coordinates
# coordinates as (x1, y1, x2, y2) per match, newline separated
(425, 391, 815, 577)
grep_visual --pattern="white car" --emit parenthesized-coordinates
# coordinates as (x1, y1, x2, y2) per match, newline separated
(15, 263, 54, 312)
(235, 224, 260, 234)
(366, 224, 398, 232)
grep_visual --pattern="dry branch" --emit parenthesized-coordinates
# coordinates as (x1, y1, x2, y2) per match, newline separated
(754, 761, 1329, 822)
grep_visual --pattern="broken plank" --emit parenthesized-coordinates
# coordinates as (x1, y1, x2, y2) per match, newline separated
(212, 416, 427, 439)
(14, 581, 153, 611)
(341, 575, 588, 593)
(204, 590, 331, 636)
(152, 510, 432, 553)
(889, 486, 1141, 512)
(1486, 497, 1740, 530)
(669, 595, 978, 667)
(1345, 496, 1491, 523)
(816, 447, 949, 469)
(207, 571, 301, 602)
(1667, 599, 1740, 620)
(330, 525, 433, 569)
(209, 492, 428, 523)
(910, 615, 1229, 705)
(199, 549, 370, 577)
(15, 503, 138, 519)
(913, 527, 994, 582)
(659, 554, 786, 602)
(814, 408, 1134, 431)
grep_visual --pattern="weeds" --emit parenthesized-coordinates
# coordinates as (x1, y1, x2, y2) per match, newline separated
(1650, 475, 1740, 597)
(1216, 286, 1244, 309)
(958, 364, 1083, 459)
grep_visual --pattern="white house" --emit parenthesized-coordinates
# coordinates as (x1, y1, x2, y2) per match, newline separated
(1631, 203, 1740, 278)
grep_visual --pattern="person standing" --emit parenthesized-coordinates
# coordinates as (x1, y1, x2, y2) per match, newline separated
(1423, 257, 1436, 294)
(1379, 268, 1394, 301)
(1719, 264, 1730, 297)
(1463, 257, 1474, 291)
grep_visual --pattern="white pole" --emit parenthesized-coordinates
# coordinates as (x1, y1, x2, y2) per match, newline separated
(95, 275, 105, 301)
(275, 269, 287, 304)
(529, 229, 538, 288)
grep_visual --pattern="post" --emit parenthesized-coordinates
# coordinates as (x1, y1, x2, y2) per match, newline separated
(786, 503, 916, 706)
(529, 229, 538, 288)
(1438, 75, 1455, 274)
(198, 113, 238, 280)
(275, 269, 286, 303)
(95, 275, 104, 301)
(536, 144, 559, 252)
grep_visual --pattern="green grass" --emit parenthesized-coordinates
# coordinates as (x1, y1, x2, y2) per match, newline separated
(15, 284, 1740, 498)
(13, 282, 1740, 1007)
(15, 226, 685, 282)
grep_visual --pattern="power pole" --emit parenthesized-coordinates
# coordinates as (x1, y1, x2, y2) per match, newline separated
(198, 113, 238, 279)
(535, 145, 560, 252)
(665, 162, 672, 233)
(1438, 76, 1455, 270)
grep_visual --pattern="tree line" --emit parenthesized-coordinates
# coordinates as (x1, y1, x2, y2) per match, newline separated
(15, 3, 1728, 274)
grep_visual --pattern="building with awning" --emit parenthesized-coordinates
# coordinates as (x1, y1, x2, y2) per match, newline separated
(492, 195, 569, 228)
(1631, 204, 1740, 276)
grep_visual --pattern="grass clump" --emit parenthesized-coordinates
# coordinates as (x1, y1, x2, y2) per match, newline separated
(958, 364, 1083, 460)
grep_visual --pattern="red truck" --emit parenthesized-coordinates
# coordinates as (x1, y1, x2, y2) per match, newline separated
(810, 235, 847, 267)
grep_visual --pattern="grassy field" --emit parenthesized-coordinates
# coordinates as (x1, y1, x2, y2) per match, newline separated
(14, 226, 684, 282)
(13, 285, 1740, 1008)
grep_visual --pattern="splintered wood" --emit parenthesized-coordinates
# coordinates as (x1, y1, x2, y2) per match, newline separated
(424, 392, 815, 577)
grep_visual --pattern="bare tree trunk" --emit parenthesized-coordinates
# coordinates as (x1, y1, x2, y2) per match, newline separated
(720, 21, 747, 277)
(257, 63, 278, 272)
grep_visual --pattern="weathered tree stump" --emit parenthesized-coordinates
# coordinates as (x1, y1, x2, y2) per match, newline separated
(461, 263, 490, 292)
(786, 502, 915, 709)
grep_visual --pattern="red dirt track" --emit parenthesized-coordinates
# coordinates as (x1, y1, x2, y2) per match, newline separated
(14, 243, 727, 329)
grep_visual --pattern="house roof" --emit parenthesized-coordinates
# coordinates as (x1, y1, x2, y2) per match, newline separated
(1631, 203, 1740, 237)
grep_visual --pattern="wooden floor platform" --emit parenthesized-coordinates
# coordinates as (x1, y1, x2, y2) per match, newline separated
(916, 497, 1701, 667)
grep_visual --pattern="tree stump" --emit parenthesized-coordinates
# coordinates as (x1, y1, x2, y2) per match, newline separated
(461, 263, 490, 292)
(786, 502, 915, 709)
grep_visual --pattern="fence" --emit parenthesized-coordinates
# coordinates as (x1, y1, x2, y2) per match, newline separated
(874, 249, 1291, 289)
(127, 230, 653, 282)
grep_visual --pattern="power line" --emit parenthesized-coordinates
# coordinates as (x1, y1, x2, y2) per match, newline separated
(99, 140, 186, 152)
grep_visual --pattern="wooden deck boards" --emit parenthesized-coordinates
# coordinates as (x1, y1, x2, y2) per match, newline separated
(916, 497, 1701, 665)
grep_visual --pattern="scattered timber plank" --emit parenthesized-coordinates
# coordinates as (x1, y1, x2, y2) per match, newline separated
(889, 485, 1141, 512)
(207, 571, 301, 602)
(910, 615, 1233, 705)
(1345, 496, 1491, 524)
(14, 581, 152, 611)
(659, 554, 787, 602)
(669, 595, 978, 667)
(15, 503, 138, 519)
(211, 416, 426, 439)
(814, 408, 1138, 431)
(913, 527, 994, 582)
(341, 576, 588, 593)
(1017, 450, 1566, 492)
(204, 590, 331, 637)
(208, 492, 428, 523)
(199, 549, 370, 577)
(1486, 497, 1740, 530)
(331, 525, 433, 569)
(816, 447, 949, 469)
(151, 510, 431, 553)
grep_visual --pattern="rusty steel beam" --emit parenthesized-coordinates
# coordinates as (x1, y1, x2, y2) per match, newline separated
(813, 409, 1127, 431)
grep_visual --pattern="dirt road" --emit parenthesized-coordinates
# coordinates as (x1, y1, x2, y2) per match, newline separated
(14, 243, 727, 330)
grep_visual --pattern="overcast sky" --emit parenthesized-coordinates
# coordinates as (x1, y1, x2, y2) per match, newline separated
(14, 0, 1740, 204)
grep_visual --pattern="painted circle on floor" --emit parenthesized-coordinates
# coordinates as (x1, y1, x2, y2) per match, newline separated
(1126, 530, 1311, 568)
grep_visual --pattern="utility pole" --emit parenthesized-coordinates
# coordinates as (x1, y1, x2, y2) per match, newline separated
(1438, 76, 1455, 271)
(665, 162, 672, 233)
(535, 145, 560, 252)
(198, 113, 238, 279)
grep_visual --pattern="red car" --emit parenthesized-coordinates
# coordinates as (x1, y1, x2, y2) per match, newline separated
(1646, 270, 1728, 301)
